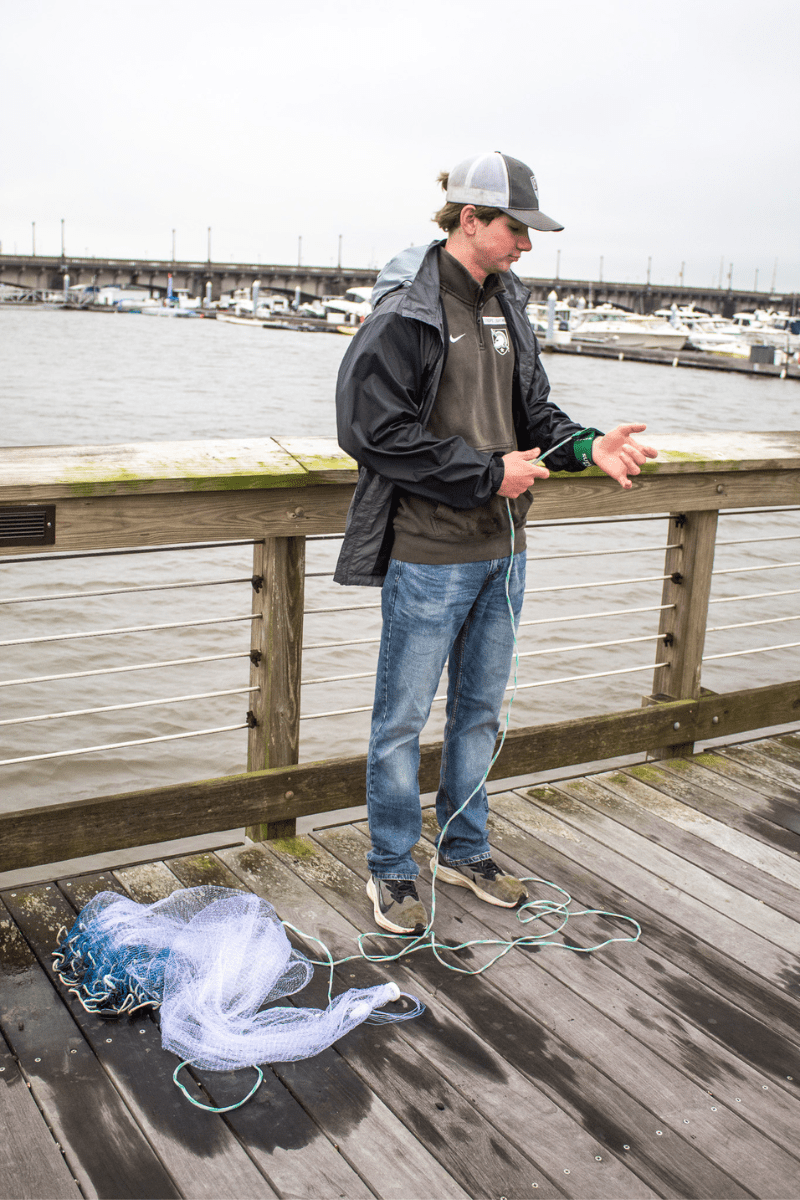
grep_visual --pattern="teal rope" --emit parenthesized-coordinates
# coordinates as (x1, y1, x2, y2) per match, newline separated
(173, 1061, 264, 1112)
(166, 427, 637, 1109)
(285, 428, 641, 1000)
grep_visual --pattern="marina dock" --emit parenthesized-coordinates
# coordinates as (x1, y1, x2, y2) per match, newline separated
(2, 734, 800, 1199)
(543, 339, 800, 380)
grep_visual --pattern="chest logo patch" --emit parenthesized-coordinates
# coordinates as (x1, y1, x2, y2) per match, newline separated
(491, 328, 510, 355)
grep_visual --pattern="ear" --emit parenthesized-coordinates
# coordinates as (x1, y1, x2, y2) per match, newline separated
(459, 205, 479, 237)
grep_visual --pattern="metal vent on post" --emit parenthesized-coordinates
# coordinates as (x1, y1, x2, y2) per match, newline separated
(0, 505, 56, 546)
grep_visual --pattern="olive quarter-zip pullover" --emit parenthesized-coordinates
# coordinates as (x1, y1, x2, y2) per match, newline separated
(427, 247, 516, 447)
(392, 247, 531, 564)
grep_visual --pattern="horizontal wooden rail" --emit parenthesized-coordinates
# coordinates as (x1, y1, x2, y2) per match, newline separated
(2, 432, 800, 869)
(1, 680, 798, 873)
(2, 433, 800, 556)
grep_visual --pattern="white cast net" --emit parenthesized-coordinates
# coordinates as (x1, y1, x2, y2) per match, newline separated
(53, 885, 406, 1070)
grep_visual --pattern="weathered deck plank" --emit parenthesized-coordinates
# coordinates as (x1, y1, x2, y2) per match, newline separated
(117, 858, 471, 1200)
(518, 781, 798, 974)
(719, 739, 800, 793)
(483, 798, 800, 1081)
(0, 1040, 82, 1200)
(685, 751, 800, 840)
(563, 767, 800, 911)
(215, 843, 554, 1200)
(63, 865, 380, 1200)
(169, 851, 587, 1197)
(5, 879, 282, 1200)
(1, 738, 799, 1200)
(489, 787, 800, 1047)
(621, 754, 800, 856)
(415, 810, 800, 1153)
(319, 818, 800, 1199)
(269, 826, 748, 1199)
(0, 894, 182, 1199)
(215, 840, 646, 1199)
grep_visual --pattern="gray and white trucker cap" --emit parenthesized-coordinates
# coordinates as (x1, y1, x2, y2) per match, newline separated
(446, 152, 564, 232)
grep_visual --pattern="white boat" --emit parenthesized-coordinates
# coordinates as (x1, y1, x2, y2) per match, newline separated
(653, 306, 796, 363)
(139, 303, 199, 318)
(215, 312, 269, 327)
(570, 305, 687, 351)
(730, 310, 800, 355)
(689, 337, 755, 359)
(526, 300, 573, 344)
(138, 276, 201, 317)
(320, 286, 372, 324)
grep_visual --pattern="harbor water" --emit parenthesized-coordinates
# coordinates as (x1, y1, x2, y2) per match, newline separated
(2, 306, 800, 824)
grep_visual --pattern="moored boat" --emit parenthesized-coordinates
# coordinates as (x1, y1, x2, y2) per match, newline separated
(570, 304, 687, 351)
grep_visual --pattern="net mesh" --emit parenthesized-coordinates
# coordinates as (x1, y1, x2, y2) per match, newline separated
(53, 885, 404, 1070)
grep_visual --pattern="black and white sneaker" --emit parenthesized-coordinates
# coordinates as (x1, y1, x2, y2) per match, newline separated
(366, 875, 427, 935)
(431, 854, 528, 908)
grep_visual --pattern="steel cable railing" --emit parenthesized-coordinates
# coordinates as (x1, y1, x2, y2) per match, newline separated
(1, 613, 258, 649)
(710, 560, 800, 578)
(2, 723, 252, 768)
(0, 651, 252, 690)
(0, 539, 257, 566)
(1, 540, 259, 770)
(715, 533, 800, 547)
(0, 686, 260, 729)
(303, 573, 675, 618)
(298, 509, 799, 724)
(3, 507, 798, 774)
(520, 602, 673, 628)
(300, 541, 680, 583)
(708, 587, 800, 606)
(704, 641, 800, 663)
(0, 577, 253, 607)
(299, 629, 672, 693)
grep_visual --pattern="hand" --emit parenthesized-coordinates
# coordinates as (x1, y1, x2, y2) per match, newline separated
(590, 424, 658, 490)
(497, 447, 550, 498)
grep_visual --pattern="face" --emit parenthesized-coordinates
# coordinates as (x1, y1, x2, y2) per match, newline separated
(472, 214, 532, 276)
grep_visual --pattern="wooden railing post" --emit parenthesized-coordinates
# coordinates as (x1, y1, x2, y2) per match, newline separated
(648, 509, 719, 758)
(245, 535, 305, 840)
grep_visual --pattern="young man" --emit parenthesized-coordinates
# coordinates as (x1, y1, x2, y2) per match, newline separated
(334, 152, 656, 934)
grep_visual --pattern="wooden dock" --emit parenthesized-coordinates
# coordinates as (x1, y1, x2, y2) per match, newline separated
(2, 734, 799, 1200)
(542, 341, 800, 380)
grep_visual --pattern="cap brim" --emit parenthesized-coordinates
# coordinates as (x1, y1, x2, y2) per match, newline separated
(503, 207, 564, 232)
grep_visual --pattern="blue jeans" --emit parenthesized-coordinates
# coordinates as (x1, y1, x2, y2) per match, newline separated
(366, 552, 526, 880)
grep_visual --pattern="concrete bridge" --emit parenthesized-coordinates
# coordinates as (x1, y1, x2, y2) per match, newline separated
(0, 254, 377, 305)
(1, 252, 796, 317)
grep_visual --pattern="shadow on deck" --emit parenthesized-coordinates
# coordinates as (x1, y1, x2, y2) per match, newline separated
(2, 734, 799, 1200)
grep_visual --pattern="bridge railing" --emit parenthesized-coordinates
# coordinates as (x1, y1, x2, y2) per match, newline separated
(1, 432, 799, 873)
(4, 254, 797, 316)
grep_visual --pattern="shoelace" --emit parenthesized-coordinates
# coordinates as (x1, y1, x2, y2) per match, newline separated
(474, 858, 503, 881)
(385, 879, 419, 903)
(438, 855, 504, 881)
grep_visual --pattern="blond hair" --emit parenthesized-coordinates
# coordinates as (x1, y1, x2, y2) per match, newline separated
(433, 170, 503, 233)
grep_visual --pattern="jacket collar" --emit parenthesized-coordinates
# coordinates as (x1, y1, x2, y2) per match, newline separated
(372, 238, 531, 322)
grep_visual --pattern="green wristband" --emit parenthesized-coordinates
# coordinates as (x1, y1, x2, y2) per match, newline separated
(572, 434, 596, 468)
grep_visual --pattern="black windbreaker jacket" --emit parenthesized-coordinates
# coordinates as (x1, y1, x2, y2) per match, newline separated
(333, 240, 599, 587)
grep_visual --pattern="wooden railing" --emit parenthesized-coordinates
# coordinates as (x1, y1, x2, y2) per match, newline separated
(2, 432, 799, 872)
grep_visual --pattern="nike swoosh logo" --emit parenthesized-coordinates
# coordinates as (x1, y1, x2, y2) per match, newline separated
(449, 334, 465, 343)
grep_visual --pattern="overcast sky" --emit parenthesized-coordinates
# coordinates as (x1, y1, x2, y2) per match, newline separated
(2, 0, 798, 293)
